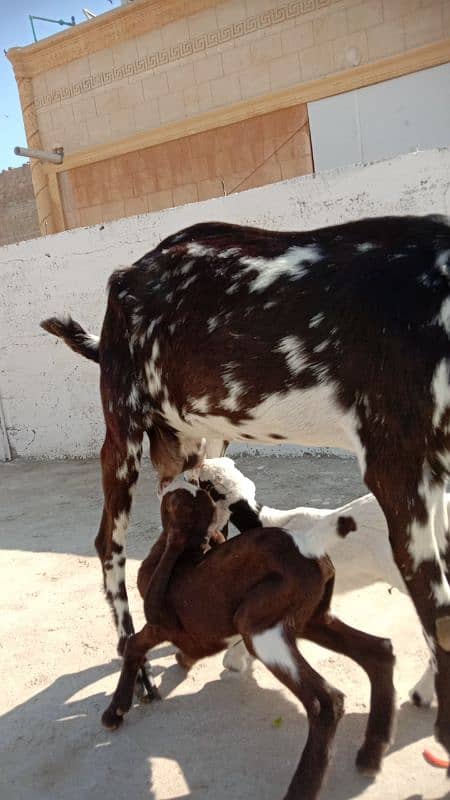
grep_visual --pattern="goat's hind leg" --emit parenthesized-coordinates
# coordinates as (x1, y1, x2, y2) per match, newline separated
(241, 623, 343, 800)
(96, 426, 159, 702)
(304, 614, 395, 776)
(233, 581, 343, 800)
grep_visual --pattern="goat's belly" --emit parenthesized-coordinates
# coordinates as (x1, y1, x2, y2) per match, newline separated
(162, 384, 353, 451)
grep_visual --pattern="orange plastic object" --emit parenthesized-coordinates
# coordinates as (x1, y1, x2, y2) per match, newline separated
(423, 749, 450, 769)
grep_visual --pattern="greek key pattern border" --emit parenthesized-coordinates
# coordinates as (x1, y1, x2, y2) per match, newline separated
(35, 0, 334, 109)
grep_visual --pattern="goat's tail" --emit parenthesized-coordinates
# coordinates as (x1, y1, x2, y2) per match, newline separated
(40, 315, 100, 363)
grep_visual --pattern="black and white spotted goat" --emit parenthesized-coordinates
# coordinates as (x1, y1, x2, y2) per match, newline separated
(194, 455, 449, 707)
(42, 214, 450, 757)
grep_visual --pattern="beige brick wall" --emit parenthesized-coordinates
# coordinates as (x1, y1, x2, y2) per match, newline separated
(33, 0, 449, 157)
(59, 104, 313, 228)
(0, 165, 40, 246)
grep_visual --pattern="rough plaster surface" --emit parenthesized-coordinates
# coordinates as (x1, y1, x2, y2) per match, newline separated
(1, 455, 447, 800)
(1, 147, 450, 459)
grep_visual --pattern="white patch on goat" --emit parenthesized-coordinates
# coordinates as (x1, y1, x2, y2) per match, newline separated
(309, 312, 324, 328)
(144, 316, 163, 341)
(79, 333, 99, 352)
(437, 297, 450, 334)
(431, 488, 449, 557)
(432, 579, 450, 607)
(431, 359, 450, 428)
(207, 316, 219, 333)
(131, 310, 144, 329)
(314, 339, 330, 354)
(187, 243, 215, 258)
(408, 518, 440, 572)
(166, 383, 349, 451)
(127, 383, 140, 410)
(196, 457, 258, 510)
(240, 246, 321, 293)
(145, 339, 162, 395)
(356, 243, 375, 253)
(190, 395, 211, 414)
(180, 274, 197, 291)
(104, 511, 130, 638)
(289, 500, 356, 559)
(225, 282, 240, 295)
(436, 250, 450, 277)
(219, 248, 241, 259)
(127, 439, 142, 471)
(340, 408, 367, 476)
(424, 631, 437, 661)
(180, 260, 194, 276)
(259, 505, 330, 530)
(112, 511, 128, 549)
(222, 368, 245, 412)
(161, 476, 199, 500)
(116, 461, 129, 481)
(276, 335, 307, 376)
(252, 623, 298, 681)
(408, 474, 443, 570)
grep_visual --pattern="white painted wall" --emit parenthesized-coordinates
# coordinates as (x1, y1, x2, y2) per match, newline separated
(1, 146, 450, 460)
(309, 63, 450, 172)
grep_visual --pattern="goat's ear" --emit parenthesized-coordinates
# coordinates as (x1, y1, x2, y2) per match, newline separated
(165, 522, 188, 551)
(337, 515, 357, 538)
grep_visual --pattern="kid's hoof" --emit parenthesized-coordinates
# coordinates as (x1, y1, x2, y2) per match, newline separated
(135, 665, 160, 702)
(356, 741, 387, 777)
(140, 683, 161, 703)
(102, 706, 124, 730)
(175, 650, 197, 671)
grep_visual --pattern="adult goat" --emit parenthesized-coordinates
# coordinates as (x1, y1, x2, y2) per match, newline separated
(41, 214, 450, 755)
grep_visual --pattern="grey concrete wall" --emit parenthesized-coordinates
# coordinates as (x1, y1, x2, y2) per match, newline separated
(308, 62, 450, 172)
(1, 146, 450, 459)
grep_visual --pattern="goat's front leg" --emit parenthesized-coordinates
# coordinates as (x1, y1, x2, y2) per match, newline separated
(366, 462, 450, 760)
(95, 427, 158, 701)
(102, 626, 163, 730)
(304, 614, 395, 775)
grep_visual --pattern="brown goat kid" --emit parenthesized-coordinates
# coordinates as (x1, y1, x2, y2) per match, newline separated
(102, 483, 395, 800)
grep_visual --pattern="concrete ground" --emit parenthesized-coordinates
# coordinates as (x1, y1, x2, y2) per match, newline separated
(0, 455, 448, 800)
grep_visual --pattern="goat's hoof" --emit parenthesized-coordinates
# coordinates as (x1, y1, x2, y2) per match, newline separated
(175, 650, 197, 671)
(102, 706, 124, 730)
(141, 684, 161, 703)
(409, 679, 434, 708)
(355, 741, 386, 777)
(134, 664, 160, 703)
(410, 689, 432, 708)
(134, 677, 161, 703)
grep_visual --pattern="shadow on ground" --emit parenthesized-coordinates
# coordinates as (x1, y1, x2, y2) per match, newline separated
(0, 647, 445, 800)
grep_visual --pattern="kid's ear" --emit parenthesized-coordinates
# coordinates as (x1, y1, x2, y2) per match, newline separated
(165, 522, 188, 552)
